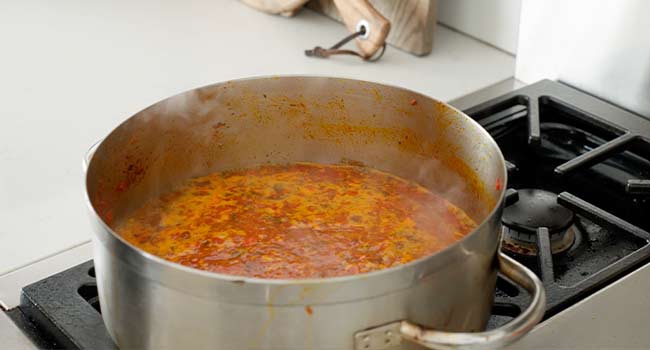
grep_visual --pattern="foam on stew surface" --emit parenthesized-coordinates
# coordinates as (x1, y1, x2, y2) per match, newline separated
(117, 163, 476, 279)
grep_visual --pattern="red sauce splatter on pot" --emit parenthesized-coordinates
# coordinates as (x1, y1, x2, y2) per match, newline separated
(495, 178, 503, 191)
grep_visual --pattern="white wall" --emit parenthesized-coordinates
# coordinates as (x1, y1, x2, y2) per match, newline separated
(516, 0, 650, 117)
(438, 0, 522, 54)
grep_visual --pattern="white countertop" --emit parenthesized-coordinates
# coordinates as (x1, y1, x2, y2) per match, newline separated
(0, 0, 514, 275)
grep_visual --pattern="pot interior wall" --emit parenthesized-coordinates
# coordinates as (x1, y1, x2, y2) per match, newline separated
(86, 77, 502, 230)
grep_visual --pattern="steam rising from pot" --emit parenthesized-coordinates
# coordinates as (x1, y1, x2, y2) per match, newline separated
(86, 77, 496, 229)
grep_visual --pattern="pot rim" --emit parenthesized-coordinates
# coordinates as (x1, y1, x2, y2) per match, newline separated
(85, 74, 508, 287)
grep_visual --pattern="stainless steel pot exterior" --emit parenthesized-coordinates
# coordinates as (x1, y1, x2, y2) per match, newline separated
(86, 76, 510, 349)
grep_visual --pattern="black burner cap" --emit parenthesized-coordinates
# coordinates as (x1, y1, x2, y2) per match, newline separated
(502, 189, 574, 234)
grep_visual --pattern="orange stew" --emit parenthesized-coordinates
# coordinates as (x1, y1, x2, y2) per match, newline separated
(117, 163, 476, 279)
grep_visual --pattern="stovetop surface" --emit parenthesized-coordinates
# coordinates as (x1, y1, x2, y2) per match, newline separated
(470, 80, 650, 329)
(6, 79, 650, 349)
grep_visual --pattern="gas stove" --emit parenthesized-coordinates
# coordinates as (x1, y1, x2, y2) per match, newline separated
(465, 80, 650, 331)
(1, 79, 650, 349)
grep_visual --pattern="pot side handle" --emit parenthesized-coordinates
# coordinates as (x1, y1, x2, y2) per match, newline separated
(354, 252, 546, 350)
(82, 139, 103, 174)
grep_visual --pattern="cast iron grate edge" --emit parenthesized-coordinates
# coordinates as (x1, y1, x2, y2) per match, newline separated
(17, 261, 116, 349)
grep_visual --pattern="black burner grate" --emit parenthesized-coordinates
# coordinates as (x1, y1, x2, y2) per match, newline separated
(14, 261, 116, 349)
(471, 80, 650, 329)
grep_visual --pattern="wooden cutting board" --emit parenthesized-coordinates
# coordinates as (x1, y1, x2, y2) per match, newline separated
(307, 0, 437, 56)
(241, 0, 437, 56)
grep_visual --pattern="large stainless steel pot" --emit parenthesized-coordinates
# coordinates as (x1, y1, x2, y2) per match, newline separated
(85, 76, 545, 349)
